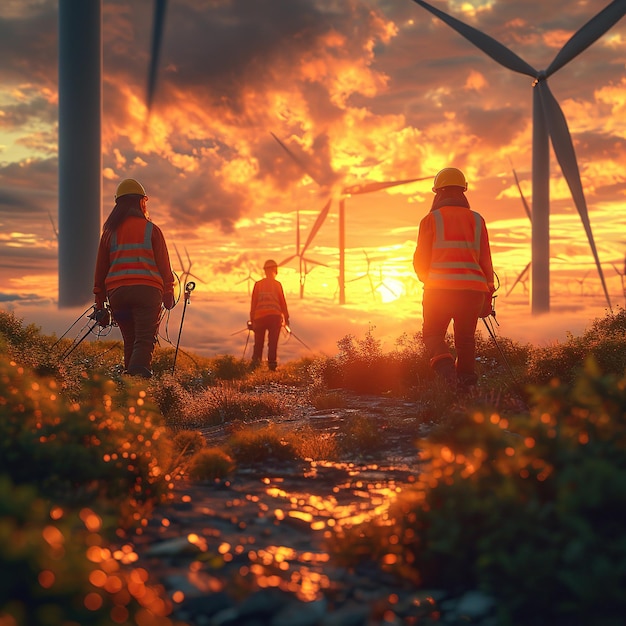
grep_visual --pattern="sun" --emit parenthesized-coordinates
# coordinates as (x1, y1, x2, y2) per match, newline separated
(376, 278, 405, 303)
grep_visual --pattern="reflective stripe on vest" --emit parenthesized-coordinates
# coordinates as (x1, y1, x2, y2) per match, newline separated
(108, 221, 162, 282)
(426, 210, 487, 288)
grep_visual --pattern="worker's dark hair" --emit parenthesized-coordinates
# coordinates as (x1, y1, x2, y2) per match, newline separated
(103, 195, 145, 233)
(431, 186, 470, 211)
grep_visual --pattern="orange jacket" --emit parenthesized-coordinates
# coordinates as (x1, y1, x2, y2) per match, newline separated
(413, 205, 494, 292)
(93, 216, 175, 305)
(250, 277, 289, 322)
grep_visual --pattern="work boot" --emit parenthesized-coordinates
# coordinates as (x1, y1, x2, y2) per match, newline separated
(126, 366, 153, 378)
(268, 361, 277, 372)
(430, 354, 457, 388)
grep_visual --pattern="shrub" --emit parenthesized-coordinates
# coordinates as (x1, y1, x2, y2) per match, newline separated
(291, 425, 339, 461)
(0, 357, 173, 518)
(309, 390, 347, 410)
(187, 447, 235, 481)
(327, 359, 626, 625)
(227, 423, 298, 464)
(527, 306, 626, 385)
(185, 382, 288, 427)
(336, 413, 384, 457)
(0, 476, 179, 625)
(172, 429, 207, 457)
(310, 328, 414, 395)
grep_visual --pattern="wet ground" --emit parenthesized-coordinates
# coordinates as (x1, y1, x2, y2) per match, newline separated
(129, 390, 492, 625)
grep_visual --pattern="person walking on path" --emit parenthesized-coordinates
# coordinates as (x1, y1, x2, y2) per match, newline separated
(413, 167, 494, 391)
(93, 178, 175, 378)
(249, 259, 290, 371)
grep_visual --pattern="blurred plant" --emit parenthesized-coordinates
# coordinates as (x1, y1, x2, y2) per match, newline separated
(186, 447, 235, 481)
(0, 476, 179, 626)
(327, 359, 626, 625)
(0, 357, 173, 521)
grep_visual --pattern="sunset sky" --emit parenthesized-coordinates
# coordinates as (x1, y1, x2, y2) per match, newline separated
(1, 0, 626, 362)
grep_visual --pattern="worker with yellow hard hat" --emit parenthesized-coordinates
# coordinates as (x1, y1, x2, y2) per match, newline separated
(249, 259, 290, 371)
(93, 178, 175, 378)
(413, 167, 495, 392)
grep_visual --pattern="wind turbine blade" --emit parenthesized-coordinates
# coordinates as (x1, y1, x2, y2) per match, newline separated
(343, 177, 430, 195)
(296, 209, 301, 254)
(270, 132, 325, 188)
(147, 0, 168, 114)
(511, 168, 532, 222)
(547, 1, 626, 76)
(410, 0, 537, 78)
(301, 257, 328, 268)
(506, 262, 531, 297)
(173, 242, 184, 268)
(301, 198, 332, 255)
(539, 81, 611, 309)
(279, 255, 297, 267)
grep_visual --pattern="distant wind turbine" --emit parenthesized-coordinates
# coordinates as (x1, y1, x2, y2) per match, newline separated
(279, 204, 330, 299)
(506, 166, 532, 298)
(173, 243, 205, 288)
(272, 132, 429, 304)
(410, 0, 624, 314)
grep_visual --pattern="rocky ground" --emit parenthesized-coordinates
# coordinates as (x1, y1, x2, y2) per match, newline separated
(130, 389, 499, 626)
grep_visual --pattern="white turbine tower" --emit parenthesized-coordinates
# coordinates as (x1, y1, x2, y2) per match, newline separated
(410, 0, 625, 314)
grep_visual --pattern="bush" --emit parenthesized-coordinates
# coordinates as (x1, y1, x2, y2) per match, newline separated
(187, 447, 234, 481)
(310, 328, 418, 395)
(186, 382, 289, 427)
(527, 306, 626, 385)
(172, 429, 206, 457)
(0, 357, 173, 518)
(227, 423, 298, 464)
(327, 359, 626, 625)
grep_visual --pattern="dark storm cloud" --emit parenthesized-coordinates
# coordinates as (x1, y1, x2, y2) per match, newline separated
(0, 159, 57, 208)
(154, 0, 386, 104)
(373, 0, 626, 126)
(459, 106, 527, 148)
(0, 4, 57, 86)
(100, 0, 396, 231)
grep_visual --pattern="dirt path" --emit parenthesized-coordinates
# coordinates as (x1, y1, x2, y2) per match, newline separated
(129, 391, 480, 625)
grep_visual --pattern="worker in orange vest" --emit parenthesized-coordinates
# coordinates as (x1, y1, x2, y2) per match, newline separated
(249, 259, 290, 371)
(413, 167, 494, 391)
(94, 178, 175, 378)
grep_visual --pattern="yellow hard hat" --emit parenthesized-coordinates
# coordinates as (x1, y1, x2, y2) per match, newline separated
(432, 168, 467, 192)
(115, 178, 146, 200)
(263, 259, 278, 270)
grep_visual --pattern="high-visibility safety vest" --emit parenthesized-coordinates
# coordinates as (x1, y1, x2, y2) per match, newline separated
(415, 206, 493, 292)
(105, 218, 164, 292)
(250, 278, 289, 321)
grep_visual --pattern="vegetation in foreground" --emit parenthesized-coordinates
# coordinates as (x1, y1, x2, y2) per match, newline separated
(1, 306, 626, 625)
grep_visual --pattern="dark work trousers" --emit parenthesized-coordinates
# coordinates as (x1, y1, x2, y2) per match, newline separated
(108, 285, 162, 376)
(422, 289, 485, 384)
(252, 314, 282, 369)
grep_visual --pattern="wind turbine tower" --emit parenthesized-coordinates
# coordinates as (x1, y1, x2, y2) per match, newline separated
(58, 1, 102, 307)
